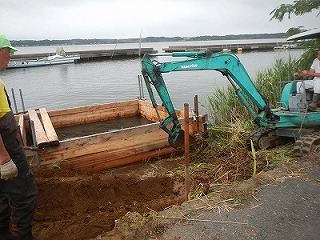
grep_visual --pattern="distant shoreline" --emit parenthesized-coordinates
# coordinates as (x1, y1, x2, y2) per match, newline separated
(11, 33, 287, 47)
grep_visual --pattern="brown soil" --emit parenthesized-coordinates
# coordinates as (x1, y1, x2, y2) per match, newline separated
(32, 162, 183, 240)
(31, 148, 290, 240)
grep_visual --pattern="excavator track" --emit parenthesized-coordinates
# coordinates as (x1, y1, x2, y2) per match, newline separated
(293, 131, 320, 156)
(249, 128, 274, 150)
(249, 128, 293, 151)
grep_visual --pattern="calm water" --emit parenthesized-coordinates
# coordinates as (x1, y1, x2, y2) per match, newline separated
(1, 39, 304, 114)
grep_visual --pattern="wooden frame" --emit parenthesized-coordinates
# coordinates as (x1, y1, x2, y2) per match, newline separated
(18, 100, 206, 171)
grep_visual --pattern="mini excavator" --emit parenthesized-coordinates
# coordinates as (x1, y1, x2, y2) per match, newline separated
(141, 51, 320, 155)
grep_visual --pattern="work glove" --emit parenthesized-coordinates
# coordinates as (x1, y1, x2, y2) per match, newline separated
(0, 159, 18, 180)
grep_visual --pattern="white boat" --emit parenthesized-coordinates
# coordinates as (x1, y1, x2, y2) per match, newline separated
(7, 48, 80, 69)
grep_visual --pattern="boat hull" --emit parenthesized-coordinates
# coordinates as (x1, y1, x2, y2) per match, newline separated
(7, 55, 80, 69)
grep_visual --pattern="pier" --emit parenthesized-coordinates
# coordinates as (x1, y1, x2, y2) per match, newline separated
(10, 48, 157, 61)
(163, 41, 292, 53)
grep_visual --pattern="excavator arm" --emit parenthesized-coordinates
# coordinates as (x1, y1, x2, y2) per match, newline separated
(141, 51, 276, 146)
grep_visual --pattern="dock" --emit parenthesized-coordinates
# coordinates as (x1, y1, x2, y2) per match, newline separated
(163, 41, 293, 53)
(10, 48, 157, 62)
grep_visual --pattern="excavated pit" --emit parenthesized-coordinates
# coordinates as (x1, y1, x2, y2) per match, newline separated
(32, 159, 187, 240)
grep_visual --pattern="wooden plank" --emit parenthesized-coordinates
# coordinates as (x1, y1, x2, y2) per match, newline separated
(138, 100, 184, 122)
(28, 109, 49, 148)
(138, 100, 203, 134)
(38, 141, 176, 171)
(38, 123, 169, 163)
(50, 106, 138, 128)
(49, 101, 140, 128)
(39, 108, 59, 146)
(64, 146, 177, 172)
(48, 100, 139, 117)
(18, 114, 27, 146)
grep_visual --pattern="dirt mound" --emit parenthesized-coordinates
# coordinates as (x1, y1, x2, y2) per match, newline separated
(32, 167, 184, 240)
(31, 148, 259, 240)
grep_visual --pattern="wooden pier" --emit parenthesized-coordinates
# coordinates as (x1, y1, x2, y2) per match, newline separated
(11, 48, 157, 61)
(163, 41, 291, 53)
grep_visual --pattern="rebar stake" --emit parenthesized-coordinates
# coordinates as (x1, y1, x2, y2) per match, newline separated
(184, 103, 190, 201)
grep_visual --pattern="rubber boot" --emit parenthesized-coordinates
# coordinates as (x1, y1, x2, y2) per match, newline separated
(308, 93, 320, 111)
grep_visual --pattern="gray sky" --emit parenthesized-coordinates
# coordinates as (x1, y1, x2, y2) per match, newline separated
(1, 0, 318, 40)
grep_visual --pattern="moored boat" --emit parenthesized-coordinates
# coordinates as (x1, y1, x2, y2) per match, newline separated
(7, 47, 80, 69)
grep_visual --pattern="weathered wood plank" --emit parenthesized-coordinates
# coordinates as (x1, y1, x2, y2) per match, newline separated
(38, 123, 168, 163)
(39, 108, 59, 146)
(39, 141, 176, 171)
(138, 100, 203, 134)
(65, 146, 176, 172)
(28, 109, 49, 148)
(48, 100, 139, 117)
(49, 100, 140, 128)
(138, 100, 184, 122)
(18, 114, 27, 146)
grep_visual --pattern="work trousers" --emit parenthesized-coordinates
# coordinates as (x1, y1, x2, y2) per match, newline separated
(0, 111, 38, 240)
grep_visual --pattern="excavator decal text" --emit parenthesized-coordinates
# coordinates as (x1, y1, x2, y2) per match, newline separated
(181, 64, 197, 69)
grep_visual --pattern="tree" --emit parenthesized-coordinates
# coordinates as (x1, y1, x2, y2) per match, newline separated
(286, 26, 306, 36)
(269, 0, 320, 85)
(270, 0, 320, 21)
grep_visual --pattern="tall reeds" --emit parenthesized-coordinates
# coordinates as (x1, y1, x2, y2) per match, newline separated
(205, 52, 310, 175)
(208, 55, 302, 128)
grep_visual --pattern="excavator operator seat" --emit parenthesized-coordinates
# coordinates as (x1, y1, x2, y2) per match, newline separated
(281, 81, 308, 112)
(289, 81, 310, 112)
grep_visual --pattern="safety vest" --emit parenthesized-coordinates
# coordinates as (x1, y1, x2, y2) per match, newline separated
(0, 79, 11, 118)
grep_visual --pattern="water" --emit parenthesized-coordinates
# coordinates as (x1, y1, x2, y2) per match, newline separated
(1, 39, 304, 114)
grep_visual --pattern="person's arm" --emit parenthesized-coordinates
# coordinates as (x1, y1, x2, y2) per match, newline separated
(305, 69, 320, 78)
(294, 68, 320, 78)
(0, 135, 18, 180)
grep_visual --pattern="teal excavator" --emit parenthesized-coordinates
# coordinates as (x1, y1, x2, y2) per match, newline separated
(141, 51, 320, 155)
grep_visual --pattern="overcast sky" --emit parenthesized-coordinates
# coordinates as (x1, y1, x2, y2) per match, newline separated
(1, 0, 318, 40)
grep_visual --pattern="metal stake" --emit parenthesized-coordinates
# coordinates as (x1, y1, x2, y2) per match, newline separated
(19, 89, 26, 112)
(11, 88, 18, 114)
(138, 75, 143, 99)
(184, 103, 190, 201)
(193, 95, 199, 133)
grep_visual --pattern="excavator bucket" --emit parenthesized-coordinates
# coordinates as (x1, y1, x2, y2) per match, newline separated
(169, 129, 199, 150)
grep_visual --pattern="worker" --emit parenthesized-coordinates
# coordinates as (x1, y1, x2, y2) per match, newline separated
(0, 33, 38, 240)
(295, 48, 320, 111)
